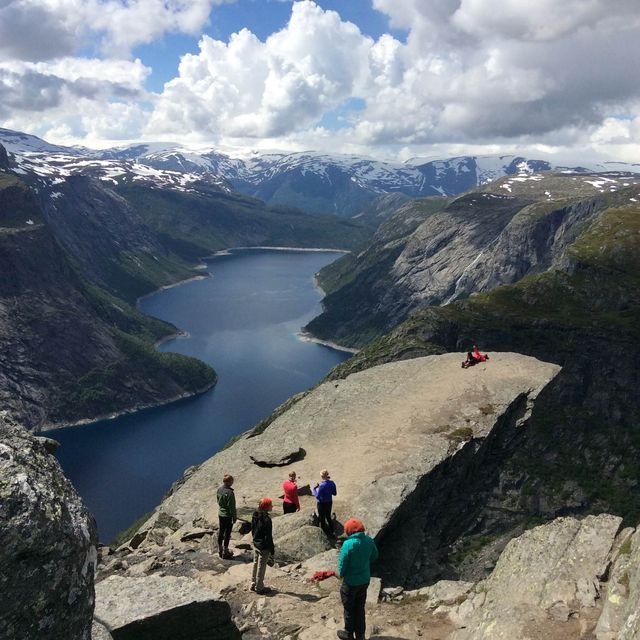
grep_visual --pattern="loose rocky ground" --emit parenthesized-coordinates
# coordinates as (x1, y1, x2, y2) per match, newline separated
(94, 511, 640, 640)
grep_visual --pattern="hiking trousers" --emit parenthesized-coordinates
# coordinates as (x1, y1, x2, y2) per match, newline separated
(317, 500, 334, 537)
(283, 501, 297, 514)
(218, 516, 233, 548)
(340, 581, 368, 639)
(252, 547, 270, 590)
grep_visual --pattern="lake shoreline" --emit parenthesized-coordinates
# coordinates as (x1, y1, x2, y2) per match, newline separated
(51, 249, 352, 541)
(40, 379, 217, 434)
(46, 247, 350, 434)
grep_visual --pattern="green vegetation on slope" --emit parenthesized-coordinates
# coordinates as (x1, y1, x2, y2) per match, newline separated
(52, 331, 216, 423)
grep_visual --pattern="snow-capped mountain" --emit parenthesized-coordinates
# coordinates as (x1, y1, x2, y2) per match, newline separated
(2, 128, 638, 217)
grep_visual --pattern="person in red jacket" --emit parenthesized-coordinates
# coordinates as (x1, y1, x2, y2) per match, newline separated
(462, 345, 490, 368)
(472, 345, 489, 362)
(282, 470, 300, 514)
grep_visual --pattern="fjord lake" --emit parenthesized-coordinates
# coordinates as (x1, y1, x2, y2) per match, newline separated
(51, 249, 350, 542)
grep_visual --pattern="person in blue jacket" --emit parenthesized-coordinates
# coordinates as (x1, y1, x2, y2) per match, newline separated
(336, 518, 378, 640)
(313, 468, 337, 538)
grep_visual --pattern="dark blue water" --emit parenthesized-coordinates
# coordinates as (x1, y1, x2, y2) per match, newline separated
(51, 249, 349, 542)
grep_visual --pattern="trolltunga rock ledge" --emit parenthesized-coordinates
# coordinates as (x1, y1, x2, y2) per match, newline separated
(142, 353, 560, 541)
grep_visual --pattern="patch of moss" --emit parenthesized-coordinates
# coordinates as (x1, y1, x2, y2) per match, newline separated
(110, 511, 153, 547)
(450, 533, 500, 566)
(619, 538, 633, 556)
(447, 427, 474, 444)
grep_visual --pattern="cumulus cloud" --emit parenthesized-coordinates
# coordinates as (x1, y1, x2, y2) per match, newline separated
(2, 0, 640, 159)
(0, 57, 150, 140)
(147, 1, 372, 139)
(0, 0, 234, 61)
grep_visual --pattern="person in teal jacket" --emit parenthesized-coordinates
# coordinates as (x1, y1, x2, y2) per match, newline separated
(336, 518, 378, 640)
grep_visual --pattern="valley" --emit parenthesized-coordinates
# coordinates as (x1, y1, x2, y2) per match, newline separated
(1, 126, 639, 640)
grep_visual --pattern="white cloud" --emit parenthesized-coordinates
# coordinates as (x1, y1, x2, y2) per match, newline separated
(147, 1, 372, 139)
(0, 0, 234, 61)
(1, 0, 640, 160)
(0, 57, 150, 142)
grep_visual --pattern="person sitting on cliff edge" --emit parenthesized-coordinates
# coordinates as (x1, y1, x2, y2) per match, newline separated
(216, 473, 237, 559)
(462, 344, 490, 368)
(336, 518, 379, 640)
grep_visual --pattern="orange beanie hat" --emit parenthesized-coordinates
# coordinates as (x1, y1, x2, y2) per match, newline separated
(259, 497, 273, 510)
(344, 518, 365, 535)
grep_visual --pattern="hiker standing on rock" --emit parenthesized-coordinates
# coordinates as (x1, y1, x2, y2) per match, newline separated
(216, 474, 237, 559)
(313, 469, 337, 538)
(251, 497, 275, 594)
(337, 518, 378, 640)
(283, 470, 301, 514)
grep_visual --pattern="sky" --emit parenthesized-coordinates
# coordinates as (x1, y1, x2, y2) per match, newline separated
(0, 0, 639, 163)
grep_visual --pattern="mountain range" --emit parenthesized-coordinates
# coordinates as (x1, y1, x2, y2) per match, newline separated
(3, 127, 639, 219)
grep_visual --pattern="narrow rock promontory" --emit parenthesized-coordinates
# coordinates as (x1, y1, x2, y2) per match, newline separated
(139, 352, 559, 584)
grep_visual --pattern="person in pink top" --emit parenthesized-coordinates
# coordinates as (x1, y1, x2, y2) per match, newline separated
(282, 470, 301, 514)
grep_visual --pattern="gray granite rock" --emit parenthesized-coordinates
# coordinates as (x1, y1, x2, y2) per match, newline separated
(596, 526, 640, 640)
(271, 511, 317, 541)
(300, 549, 340, 575)
(142, 354, 560, 573)
(250, 446, 306, 467)
(274, 526, 333, 564)
(94, 575, 240, 640)
(418, 580, 473, 609)
(450, 514, 622, 639)
(0, 415, 97, 640)
(92, 620, 113, 640)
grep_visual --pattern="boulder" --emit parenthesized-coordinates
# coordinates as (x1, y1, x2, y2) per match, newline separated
(418, 580, 474, 609)
(250, 447, 306, 468)
(272, 510, 317, 540)
(0, 415, 97, 640)
(274, 526, 333, 564)
(94, 575, 240, 640)
(301, 549, 340, 575)
(450, 514, 622, 639)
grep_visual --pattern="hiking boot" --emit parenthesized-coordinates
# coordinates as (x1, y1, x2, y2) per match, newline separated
(254, 586, 273, 595)
(223, 548, 234, 559)
(336, 631, 353, 640)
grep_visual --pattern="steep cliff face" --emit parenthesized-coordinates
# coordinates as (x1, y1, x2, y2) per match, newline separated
(117, 183, 370, 263)
(0, 415, 97, 639)
(39, 176, 195, 303)
(308, 171, 640, 347)
(0, 171, 216, 431)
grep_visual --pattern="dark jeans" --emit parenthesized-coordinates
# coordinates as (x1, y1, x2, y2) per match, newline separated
(340, 582, 368, 639)
(283, 501, 297, 514)
(317, 500, 334, 537)
(218, 516, 233, 547)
